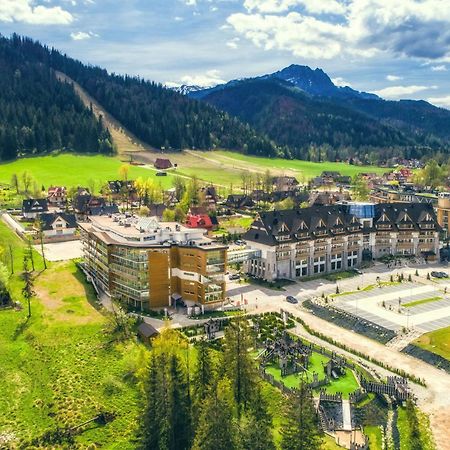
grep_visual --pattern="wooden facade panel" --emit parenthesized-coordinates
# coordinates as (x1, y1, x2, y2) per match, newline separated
(148, 250, 170, 307)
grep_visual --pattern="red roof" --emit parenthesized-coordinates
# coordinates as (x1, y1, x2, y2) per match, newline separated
(154, 158, 173, 170)
(186, 214, 213, 229)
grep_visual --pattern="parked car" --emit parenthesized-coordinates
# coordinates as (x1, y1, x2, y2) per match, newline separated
(229, 274, 240, 281)
(431, 271, 449, 278)
(354, 269, 363, 275)
(286, 295, 298, 304)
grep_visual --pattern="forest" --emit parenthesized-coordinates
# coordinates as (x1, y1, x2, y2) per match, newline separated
(0, 35, 114, 161)
(0, 34, 277, 160)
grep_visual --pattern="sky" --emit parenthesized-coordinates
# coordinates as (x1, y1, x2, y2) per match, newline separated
(2, 0, 450, 107)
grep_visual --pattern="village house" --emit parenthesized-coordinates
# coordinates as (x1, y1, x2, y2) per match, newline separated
(47, 186, 67, 206)
(154, 158, 173, 170)
(22, 198, 48, 219)
(225, 194, 255, 210)
(309, 191, 351, 207)
(272, 176, 299, 192)
(186, 206, 215, 231)
(36, 212, 77, 240)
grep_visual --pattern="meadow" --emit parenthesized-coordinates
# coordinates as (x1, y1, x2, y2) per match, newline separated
(0, 149, 389, 194)
(0, 222, 144, 448)
(0, 153, 176, 191)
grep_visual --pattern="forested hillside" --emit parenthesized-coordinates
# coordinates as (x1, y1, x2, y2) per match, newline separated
(2, 34, 277, 159)
(0, 36, 114, 161)
(201, 79, 423, 162)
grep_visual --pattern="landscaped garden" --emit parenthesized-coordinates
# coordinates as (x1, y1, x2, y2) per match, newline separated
(265, 351, 360, 398)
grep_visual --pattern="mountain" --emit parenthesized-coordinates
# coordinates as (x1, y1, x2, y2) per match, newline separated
(201, 78, 416, 162)
(188, 64, 450, 162)
(0, 34, 278, 160)
(0, 35, 114, 161)
(170, 84, 205, 96)
(263, 64, 379, 100)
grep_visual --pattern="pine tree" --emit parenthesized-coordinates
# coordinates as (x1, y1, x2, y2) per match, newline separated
(192, 338, 215, 403)
(191, 378, 236, 450)
(223, 315, 256, 417)
(240, 385, 276, 450)
(280, 383, 322, 450)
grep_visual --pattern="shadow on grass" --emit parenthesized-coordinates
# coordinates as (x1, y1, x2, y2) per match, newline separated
(13, 315, 31, 340)
(73, 265, 104, 313)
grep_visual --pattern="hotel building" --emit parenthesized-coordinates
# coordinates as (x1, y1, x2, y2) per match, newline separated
(79, 215, 227, 311)
(243, 203, 440, 282)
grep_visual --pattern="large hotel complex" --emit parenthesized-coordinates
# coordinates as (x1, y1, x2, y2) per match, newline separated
(243, 203, 441, 282)
(79, 215, 227, 311)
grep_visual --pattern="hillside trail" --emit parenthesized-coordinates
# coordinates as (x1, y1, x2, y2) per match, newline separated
(55, 71, 155, 158)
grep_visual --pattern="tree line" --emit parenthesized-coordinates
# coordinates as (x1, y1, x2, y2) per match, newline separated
(138, 318, 322, 450)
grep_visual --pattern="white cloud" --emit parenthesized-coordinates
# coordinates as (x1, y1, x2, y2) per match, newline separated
(226, 37, 240, 49)
(431, 64, 447, 71)
(373, 84, 438, 99)
(167, 70, 225, 88)
(243, 0, 346, 15)
(70, 31, 99, 40)
(181, 69, 225, 87)
(427, 95, 450, 108)
(0, 0, 73, 25)
(386, 75, 402, 81)
(174, 16, 184, 21)
(332, 77, 350, 87)
(227, 0, 450, 61)
(185, 0, 197, 5)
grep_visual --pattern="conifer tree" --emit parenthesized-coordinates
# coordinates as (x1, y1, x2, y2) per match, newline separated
(191, 378, 236, 450)
(280, 383, 322, 450)
(240, 385, 276, 450)
(223, 315, 256, 416)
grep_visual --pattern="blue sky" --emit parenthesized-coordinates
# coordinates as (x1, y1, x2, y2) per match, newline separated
(2, 0, 450, 107)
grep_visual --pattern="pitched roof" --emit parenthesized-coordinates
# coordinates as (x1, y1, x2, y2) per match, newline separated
(38, 213, 77, 230)
(154, 158, 172, 169)
(22, 199, 48, 213)
(138, 322, 159, 338)
(244, 205, 362, 246)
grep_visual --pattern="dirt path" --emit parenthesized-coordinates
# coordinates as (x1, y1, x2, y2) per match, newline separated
(55, 71, 155, 156)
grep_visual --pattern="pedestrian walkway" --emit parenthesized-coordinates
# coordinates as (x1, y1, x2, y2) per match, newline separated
(342, 400, 352, 431)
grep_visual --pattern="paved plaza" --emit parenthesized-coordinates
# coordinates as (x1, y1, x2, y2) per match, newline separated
(34, 239, 83, 261)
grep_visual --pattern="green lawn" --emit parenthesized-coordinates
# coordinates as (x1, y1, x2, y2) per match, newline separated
(397, 406, 436, 450)
(265, 352, 360, 398)
(403, 296, 442, 308)
(215, 150, 388, 180)
(0, 153, 176, 190)
(414, 326, 450, 360)
(364, 425, 383, 450)
(0, 222, 145, 448)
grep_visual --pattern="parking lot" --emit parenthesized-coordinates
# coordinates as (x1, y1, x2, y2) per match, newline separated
(332, 283, 450, 333)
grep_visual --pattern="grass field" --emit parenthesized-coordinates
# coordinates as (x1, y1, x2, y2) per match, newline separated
(0, 154, 176, 191)
(265, 351, 360, 398)
(403, 296, 442, 308)
(215, 150, 388, 180)
(0, 148, 389, 195)
(0, 222, 144, 448)
(414, 326, 450, 360)
(364, 425, 383, 449)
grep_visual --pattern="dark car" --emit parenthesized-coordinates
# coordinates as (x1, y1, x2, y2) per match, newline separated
(431, 271, 449, 278)
(286, 295, 298, 304)
(229, 274, 240, 281)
